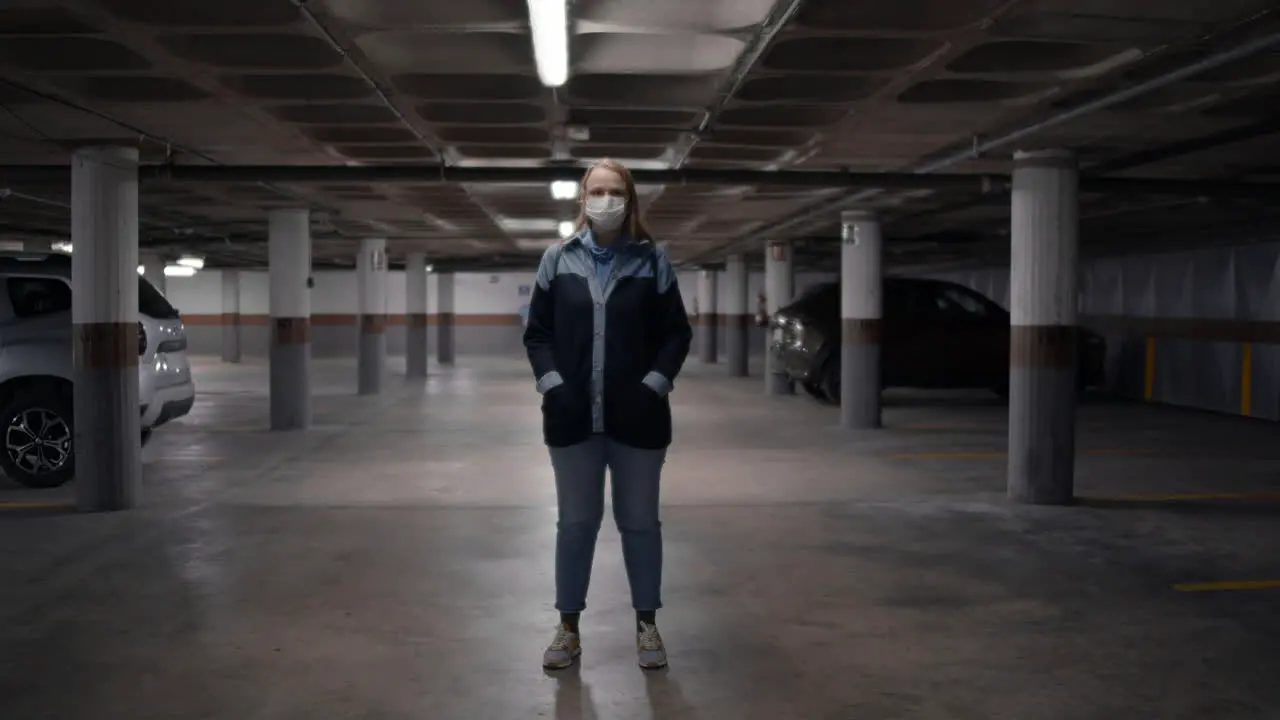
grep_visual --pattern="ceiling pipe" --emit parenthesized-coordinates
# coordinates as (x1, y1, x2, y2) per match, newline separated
(697, 22, 1280, 261)
(290, 0, 447, 163)
(667, 0, 807, 169)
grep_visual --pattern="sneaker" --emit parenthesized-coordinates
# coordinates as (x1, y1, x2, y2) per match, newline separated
(636, 622, 668, 669)
(542, 623, 581, 670)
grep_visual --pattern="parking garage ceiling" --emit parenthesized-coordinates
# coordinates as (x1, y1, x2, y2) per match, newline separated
(1, 0, 1279, 269)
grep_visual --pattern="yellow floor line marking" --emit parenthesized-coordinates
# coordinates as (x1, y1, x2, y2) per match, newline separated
(0, 501, 74, 510)
(1174, 579, 1280, 592)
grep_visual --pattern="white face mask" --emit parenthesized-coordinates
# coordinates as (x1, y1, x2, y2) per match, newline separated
(584, 194, 627, 232)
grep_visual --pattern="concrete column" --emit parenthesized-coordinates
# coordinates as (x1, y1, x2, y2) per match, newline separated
(696, 268, 718, 364)
(71, 146, 142, 511)
(356, 238, 388, 395)
(268, 208, 312, 430)
(437, 271, 456, 364)
(1008, 149, 1080, 505)
(405, 252, 429, 378)
(839, 210, 883, 429)
(724, 254, 748, 377)
(141, 252, 165, 294)
(764, 240, 795, 395)
(220, 270, 241, 363)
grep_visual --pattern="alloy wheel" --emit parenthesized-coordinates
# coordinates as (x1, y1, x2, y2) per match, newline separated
(5, 407, 72, 476)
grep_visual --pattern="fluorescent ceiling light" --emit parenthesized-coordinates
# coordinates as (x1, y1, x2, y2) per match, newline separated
(176, 255, 204, 269)
(526, 0, 568, 87)
(498, 217, 561, 233)
(558, 220, 575, 239)
(137, 265, 145, 275)
(425, 264, 434, 273)
(516, 238, 559, 252)
(550, 180, 578, 200)
(52, 241, 72, 253)
(163, 264, 196, 277)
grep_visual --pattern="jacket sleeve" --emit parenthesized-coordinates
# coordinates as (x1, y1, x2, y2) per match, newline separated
(522, 245, 564, 394)
(641, 247, 693, 397)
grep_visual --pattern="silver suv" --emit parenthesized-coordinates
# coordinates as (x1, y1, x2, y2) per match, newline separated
(0, 252, 195, 488)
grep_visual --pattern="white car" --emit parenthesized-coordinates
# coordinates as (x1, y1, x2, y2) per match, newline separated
(0, 251, 195, 488)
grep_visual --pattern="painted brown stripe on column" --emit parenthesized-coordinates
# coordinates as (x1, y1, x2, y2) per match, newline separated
(74, 323, 139, 369)
(221, 312, 240, 326)
(272, 317, 310, 345)
(359, 314, 386, 334)
(439, 312, 456, 324)
(1010, 325, 1077, 368)
(842, 318, 882, 345)
(730, 313, 749, 331)
(407, 313, 428, 329)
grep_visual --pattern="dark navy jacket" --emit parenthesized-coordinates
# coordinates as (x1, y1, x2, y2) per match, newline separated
(522, 231, 692, 449)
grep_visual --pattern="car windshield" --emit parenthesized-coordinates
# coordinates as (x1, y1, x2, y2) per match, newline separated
(139, 276, 180, 319)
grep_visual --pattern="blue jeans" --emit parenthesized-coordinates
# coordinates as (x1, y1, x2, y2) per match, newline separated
(549, 434, 666, 613)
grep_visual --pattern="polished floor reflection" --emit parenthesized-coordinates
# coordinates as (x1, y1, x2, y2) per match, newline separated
(2, 356, 1279, 719)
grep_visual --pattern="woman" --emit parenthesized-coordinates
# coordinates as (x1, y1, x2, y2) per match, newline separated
(523, 158, 693, 670)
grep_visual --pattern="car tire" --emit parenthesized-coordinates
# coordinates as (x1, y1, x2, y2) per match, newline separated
(819, 355, 841, 405)
(0, 388, 75, 489)
(801, 380, 828, 402)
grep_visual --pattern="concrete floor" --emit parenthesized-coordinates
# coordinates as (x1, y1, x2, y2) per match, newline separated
(2, 355, 1279, 719)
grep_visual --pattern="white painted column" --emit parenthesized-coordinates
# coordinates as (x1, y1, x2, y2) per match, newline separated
(356, 238, 388, 395)
(724, 254, 748, 377)
(839, 210, 883, 429)
(764, 240, 795, 395)
(437, 270, 456, 364)
(405, 252, 429, 378)
(1008, 148, 1080, 505)
(141, 252, 165, 295)
(696, 268, 718, 364)
(71, 145, 142, 511)
(268, 208, 312, 430)
(221, 270, 241, 363)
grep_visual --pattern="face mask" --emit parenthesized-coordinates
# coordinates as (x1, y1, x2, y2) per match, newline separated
(584, 194, 627, 232)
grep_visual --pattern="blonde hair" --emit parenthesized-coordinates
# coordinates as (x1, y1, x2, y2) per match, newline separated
(572, 158, 653, 241)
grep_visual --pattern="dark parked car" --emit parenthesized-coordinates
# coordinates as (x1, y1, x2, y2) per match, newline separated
(770, 278, 1106, 403)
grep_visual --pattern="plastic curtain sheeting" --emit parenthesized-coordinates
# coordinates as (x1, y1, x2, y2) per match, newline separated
(925, 241, 1280, 421)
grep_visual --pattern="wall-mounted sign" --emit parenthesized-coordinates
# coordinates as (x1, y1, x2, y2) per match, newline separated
(518, 284, 532, 297)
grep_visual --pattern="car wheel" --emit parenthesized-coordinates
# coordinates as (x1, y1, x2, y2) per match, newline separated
(801, 380, 828, 402)
(819, 355, 841, 405)
(0, 390, 75, 488)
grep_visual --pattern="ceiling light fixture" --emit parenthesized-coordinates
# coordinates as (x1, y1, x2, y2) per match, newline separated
(526, 0, 569, 87)
(136, 265, 145, 275)
(163, 264, 197, 278)
(52, 241, 72, 253)
(558, 220, 575, 239)
(550, 180, 578, 200)
(176, 255, 204, 269)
